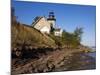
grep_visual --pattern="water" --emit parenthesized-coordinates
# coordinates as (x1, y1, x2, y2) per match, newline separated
(53, 49, 96, 71)
(88, 52, 96, 58)
(88, 47, 96, 58)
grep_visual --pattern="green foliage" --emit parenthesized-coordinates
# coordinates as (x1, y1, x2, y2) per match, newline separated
(62, 30, 79, 47)
(49, 27, 83, 48)
(74, 27, 83, 42)
(62, 27, 83, 47)
(49, 34, 62, 47)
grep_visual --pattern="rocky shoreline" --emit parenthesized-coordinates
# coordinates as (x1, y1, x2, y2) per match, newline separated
(53, 52, 96, 72)
(11, 47, 95, 74)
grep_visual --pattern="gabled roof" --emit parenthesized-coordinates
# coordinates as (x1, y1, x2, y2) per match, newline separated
(32, 16, 43, 26)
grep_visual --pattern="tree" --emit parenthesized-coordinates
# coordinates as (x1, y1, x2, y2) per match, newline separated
(74, 27, 83, 42)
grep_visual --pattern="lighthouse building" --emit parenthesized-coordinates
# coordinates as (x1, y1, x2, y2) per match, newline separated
(32, 12, 62, 36)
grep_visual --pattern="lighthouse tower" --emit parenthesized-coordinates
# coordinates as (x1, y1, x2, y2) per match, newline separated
(47, 12, 56, 28)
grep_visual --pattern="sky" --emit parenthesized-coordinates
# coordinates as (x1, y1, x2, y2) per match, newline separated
(12, 0, 96, 46)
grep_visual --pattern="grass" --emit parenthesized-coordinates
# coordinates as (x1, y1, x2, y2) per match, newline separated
(11, 22, 56, 49)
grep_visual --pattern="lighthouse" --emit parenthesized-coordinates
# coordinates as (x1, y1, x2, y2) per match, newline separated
(47, 12, 56, 28)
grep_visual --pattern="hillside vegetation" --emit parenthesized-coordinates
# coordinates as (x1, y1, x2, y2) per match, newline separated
(49, 28, 83, 48)
(11, 22, 56, 50)
(11, 21, 85, 58)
